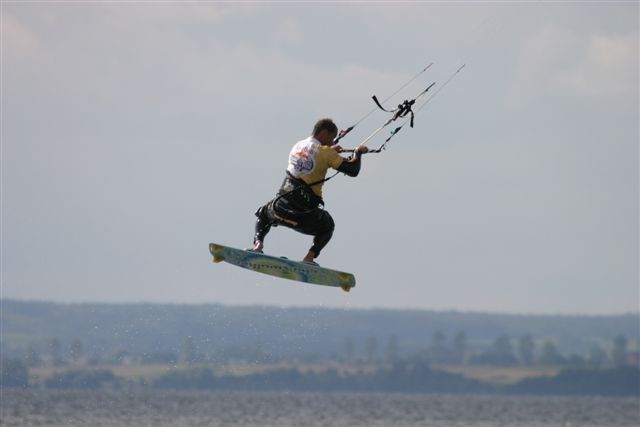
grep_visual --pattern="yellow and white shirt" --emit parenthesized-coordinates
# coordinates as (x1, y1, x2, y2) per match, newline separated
(286, 137, 344, 197)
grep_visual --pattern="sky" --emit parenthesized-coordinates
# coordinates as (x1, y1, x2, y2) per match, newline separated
(2, 1, 638, 315)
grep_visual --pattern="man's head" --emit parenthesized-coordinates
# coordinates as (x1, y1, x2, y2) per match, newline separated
(312, 118, 338, 146)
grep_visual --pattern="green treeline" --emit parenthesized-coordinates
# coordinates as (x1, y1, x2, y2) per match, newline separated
(3, 300, 638, 369)
(151, 361, 489, 393)
(509, 367, 640, 396)
(2, 300, 638, 396)
(3, 358, 638, 396)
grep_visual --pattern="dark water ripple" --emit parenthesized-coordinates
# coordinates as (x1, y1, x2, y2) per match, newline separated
(2, 389, 639, 427)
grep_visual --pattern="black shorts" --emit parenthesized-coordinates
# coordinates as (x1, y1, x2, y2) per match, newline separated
(258, 199, 335, 238)
(253, 175, 336, 257)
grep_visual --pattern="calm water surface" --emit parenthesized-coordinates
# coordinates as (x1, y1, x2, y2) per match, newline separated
(2, 390, 639, 427)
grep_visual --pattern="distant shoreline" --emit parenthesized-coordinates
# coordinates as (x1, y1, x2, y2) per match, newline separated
(6, 361, 639, 397)
(2, 298, 637, 317)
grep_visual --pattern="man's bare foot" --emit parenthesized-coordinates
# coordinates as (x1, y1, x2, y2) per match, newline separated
(249, 240, 264, 253)
(302, 250, 318, 266)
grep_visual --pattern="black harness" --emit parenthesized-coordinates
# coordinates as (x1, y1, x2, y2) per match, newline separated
(265, 172, 330, 225)
(281, 172, 325, 210)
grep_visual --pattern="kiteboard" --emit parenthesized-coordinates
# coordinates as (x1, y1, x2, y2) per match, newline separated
(209, 243, 355, 292)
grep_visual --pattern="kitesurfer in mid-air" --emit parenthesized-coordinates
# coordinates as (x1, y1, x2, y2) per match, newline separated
(251, 118, 369, 265)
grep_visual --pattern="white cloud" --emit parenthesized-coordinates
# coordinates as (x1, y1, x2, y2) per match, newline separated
(555, 32, 638, 97)
(275, 17, 304, 45)
(510, 26, 638, 104)
(1, 13, 39, 63)
(100, 2, 264, 25)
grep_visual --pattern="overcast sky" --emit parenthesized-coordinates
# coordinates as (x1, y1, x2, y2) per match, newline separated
(2, 2, 638, 315)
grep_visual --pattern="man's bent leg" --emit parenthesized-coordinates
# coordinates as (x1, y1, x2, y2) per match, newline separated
(253, 205, 273, 251)
(299, 210, 335, 261)
(310, 227, 334, 258)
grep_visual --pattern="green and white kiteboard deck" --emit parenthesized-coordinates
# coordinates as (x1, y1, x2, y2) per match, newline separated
(209, 243, 355, 292)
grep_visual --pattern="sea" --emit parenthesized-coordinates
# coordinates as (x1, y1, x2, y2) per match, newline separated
(1, 390, 639, 427)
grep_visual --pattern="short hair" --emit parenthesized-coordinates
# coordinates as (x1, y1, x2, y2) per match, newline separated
(312, 118, 338, 136)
